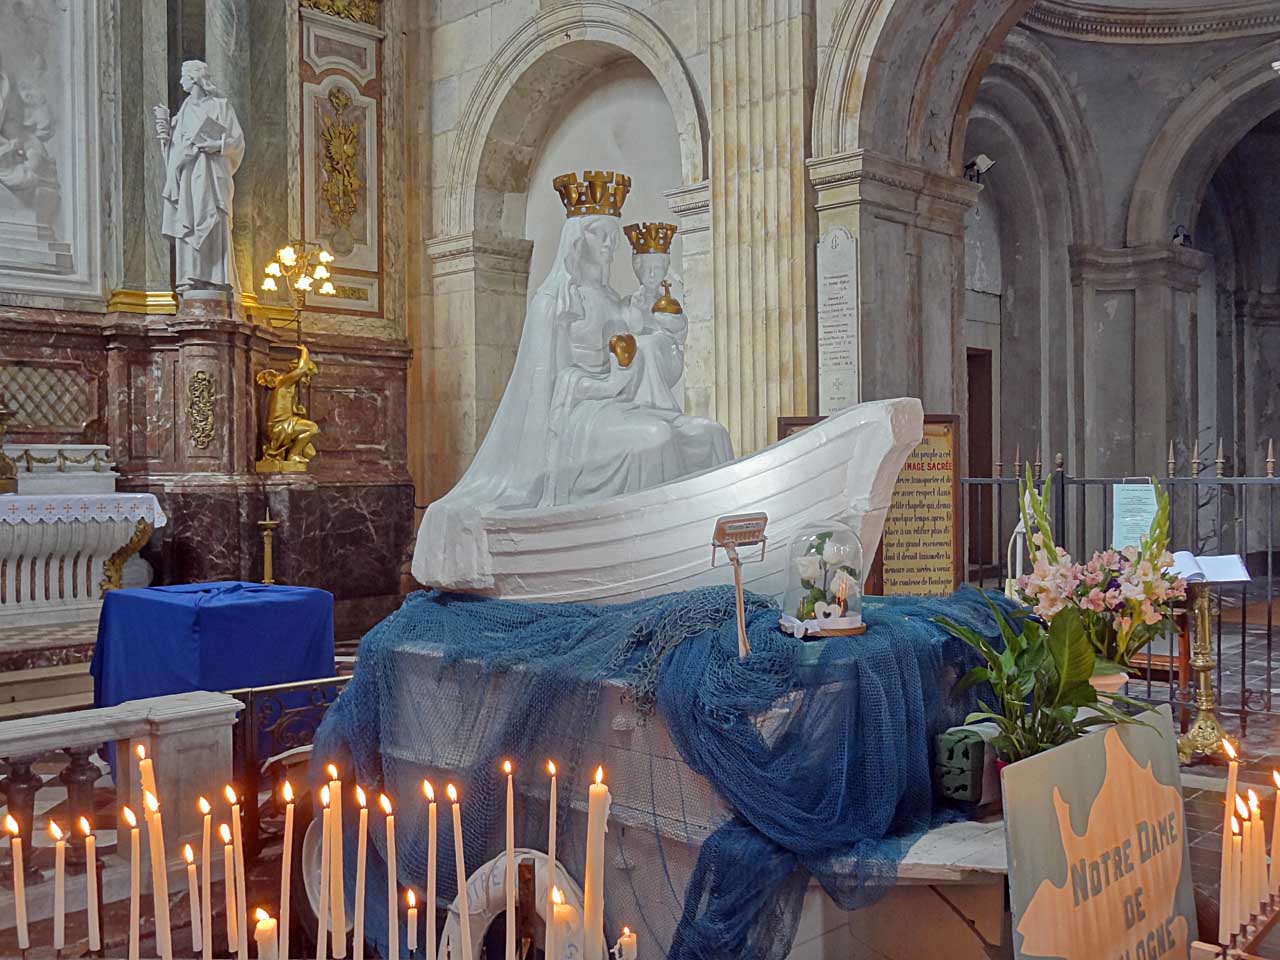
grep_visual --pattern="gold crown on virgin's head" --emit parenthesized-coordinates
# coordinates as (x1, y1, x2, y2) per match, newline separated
(624, 222, 678, 255)
(552, 170, 632, 218)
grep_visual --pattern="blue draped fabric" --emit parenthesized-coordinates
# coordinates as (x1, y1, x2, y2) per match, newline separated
(311, 586, 1012, 960)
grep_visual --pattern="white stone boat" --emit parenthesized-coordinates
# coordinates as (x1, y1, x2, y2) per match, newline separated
(416, 397, 923, 603)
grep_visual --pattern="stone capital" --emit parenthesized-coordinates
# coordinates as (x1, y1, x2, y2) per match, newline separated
(807, 149, 980, 229)
(663, 179, 711, 234)
(1070, 243, 1210, 290)
(426, 231, 534, 281)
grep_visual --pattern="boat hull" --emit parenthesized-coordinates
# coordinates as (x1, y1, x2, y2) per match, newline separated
(414, 397, 924, 604)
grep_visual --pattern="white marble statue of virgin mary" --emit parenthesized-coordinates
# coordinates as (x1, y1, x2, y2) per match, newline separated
(413, 189, 733, 586)
(153, 60, 244, 293)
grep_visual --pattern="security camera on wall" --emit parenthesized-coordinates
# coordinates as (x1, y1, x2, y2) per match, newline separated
(964, 154, 996, 183)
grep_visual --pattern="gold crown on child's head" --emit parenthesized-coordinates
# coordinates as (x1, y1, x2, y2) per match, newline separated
(623, 222, 677, 255)
(553, 170, 632, 218)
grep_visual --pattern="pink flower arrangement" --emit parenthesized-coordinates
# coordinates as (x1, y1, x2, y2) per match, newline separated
(1015, 474, 1187, 667)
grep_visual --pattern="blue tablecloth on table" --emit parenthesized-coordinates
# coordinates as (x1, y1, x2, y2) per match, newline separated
(92, 581, 335, 707)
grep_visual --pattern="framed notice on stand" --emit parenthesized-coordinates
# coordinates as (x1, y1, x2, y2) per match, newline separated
(871, 415, 962, 595)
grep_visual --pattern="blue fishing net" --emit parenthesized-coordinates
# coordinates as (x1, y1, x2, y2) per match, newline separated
(312, 585, 1013, 960)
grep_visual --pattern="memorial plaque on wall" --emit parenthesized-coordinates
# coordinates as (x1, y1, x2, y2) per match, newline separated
(1002, 707, 1197, 960)
(816, 227, 857, 415)
(879, 416, 961, 595)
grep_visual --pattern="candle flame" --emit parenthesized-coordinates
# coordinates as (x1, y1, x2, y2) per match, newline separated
(3, 815, 17, 836)
(1249, 789, 1260, 813)
(123, 806, 137, 829)
(220, 823, 232, 844)
(321, 785, 331, 808)
(503, 760, 512, 775)
(380, 794, 393, 815)
(446, 783, 458, 803)
(356, 785, 367, 808)
(407, 889, 416, 908)
(48, 821, 63, 841)
(135, 744, 146, 761)
(79, 817, 91, 837)
(183, 843, 194, 864)
(423, 780, 435, 802)
(255, 908, 270, 923)
(595, 766, 604, 785)
(1236, 794, 1250, 817)
(547, 760, 556, 777)
(327, 763, 339, 780)
(224, 784, 238, 805)
(1233, 816, 1241, 835)
(198, 796, 211, 816)
(623, 927, 631, 937)
(144, 791, 159, 814)
(1273, 770, 1280, 790)
(283, 780, 294, 804)
(1223, 738, 1238, 760)
(552, 886, 564, 906)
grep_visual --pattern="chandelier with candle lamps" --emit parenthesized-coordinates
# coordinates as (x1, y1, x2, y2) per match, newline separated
(259, 241, 338, 339)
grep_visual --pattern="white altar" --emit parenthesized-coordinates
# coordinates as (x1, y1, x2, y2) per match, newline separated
(0, 445, 166, 627)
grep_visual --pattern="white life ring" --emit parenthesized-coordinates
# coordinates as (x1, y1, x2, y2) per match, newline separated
(440, 848, 584, 960)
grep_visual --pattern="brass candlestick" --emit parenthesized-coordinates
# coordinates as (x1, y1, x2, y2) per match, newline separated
(259, 509, 280, 584)
(1178, 582, 1230, 762)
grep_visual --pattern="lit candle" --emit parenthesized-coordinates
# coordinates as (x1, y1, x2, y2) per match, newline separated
(226, 786, 249, 960)
(1224, 740, 1240, 836)
(447, 784, 473, 960)
(423, 781, 437, 960)
(1227, 816, 1242, 941)
(1250, 789, 1266, 914)
(146, 791, 174, 960)
(550, 886, 581, 960)
(125, 806, 140, 960)
(407, 889, 418, 956)
(281, 782, 295, 960)
(1272, 771, 1280, 899)
(583, 766, 611, 960)
(5, 815, 28, 951)
(136, 743, 157, 802)
(255, 908, 280, 960)
(382, 794, 398, 960)
(184, 843, 202, 955)
(199, 798, 213, 960)
(50, 820, 65, 952)
(317, 786, 332, 960)
(79, 817, 100, 954)
(504, 760, 516, 960)
(616, 926, 637, 960)
(328, 764, 347, 960)
(221, 824, 238, 952)
(353, 787, 369, 960)
(1238, 795, 1255, 921)
(546, 760, 557, 951)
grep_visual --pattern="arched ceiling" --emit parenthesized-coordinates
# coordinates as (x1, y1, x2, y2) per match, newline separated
(1024, 0, 1280, 42)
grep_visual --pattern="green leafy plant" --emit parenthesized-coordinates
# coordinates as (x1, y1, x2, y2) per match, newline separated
(936, 601, 1144, 764)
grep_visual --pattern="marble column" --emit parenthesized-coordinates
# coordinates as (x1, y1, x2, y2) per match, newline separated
(110, 0, 175, 310)
(709, 0, 815, 453)
(204, 0, 254, 297)
(808, 150, 979, 427)
(246, 0, 291, 302)
(665, 180, 714, 420)
(424, 231, 533, 502)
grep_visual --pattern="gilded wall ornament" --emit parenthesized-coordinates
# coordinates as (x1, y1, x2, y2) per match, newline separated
(187, 370, 216, 449)
(300, 0, 379, 26)
(320, 88, 364, 230)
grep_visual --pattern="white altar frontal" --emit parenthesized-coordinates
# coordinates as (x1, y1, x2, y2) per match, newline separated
(0, 444, 166, 627)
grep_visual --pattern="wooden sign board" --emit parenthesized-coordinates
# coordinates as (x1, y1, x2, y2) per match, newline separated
(878, 415, 961, 595)
(1002, 707, 1198, 960)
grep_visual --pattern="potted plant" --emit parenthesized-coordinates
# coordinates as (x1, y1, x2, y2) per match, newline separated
(1014, 468, 1187, 687)
(937, 602, 1142, 765)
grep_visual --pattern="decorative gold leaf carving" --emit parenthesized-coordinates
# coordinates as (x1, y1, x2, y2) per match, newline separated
(300, 0, 379, 26)
(187, 370, 216, 449)
(320, 87, 364, 231)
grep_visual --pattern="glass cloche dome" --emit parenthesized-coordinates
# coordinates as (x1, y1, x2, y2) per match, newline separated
(781, 520, 865, 637)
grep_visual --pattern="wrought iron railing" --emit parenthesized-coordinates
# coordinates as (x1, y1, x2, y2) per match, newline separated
(229, 674, 350, 859)
(962, 451, 1279, 733)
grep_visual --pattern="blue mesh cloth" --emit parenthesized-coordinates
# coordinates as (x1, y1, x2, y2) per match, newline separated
(311, 585, 1013, 960)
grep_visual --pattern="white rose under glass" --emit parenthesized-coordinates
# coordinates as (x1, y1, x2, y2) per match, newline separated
(781, 521, 866, 638)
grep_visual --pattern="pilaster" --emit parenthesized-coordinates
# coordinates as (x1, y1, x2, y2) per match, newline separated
(204, 0, 254, 295)
(709, 0, 815, 452)
(665, 180, 713, 420)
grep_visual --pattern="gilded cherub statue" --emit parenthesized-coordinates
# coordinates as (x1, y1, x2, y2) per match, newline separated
(255, 345, 319, 472)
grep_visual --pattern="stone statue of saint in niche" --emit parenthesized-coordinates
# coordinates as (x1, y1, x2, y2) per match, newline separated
(153, 60, 245, 294)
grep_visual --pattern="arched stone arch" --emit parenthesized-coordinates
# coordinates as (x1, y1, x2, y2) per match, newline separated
(1127, 43, 1280, 248)
(443, 0, 706, 238)
(812, 0, 1035, 171)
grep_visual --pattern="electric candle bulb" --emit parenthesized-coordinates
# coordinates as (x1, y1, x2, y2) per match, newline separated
(265, 262, 282, 277)
(319, 281, 336, 296)
(313, 264, 330, 280)
(295, 275, 313, 291)
(318, 250, 335, 263)
(262, 277, 278, 291)
(279, 246, 297, 267)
